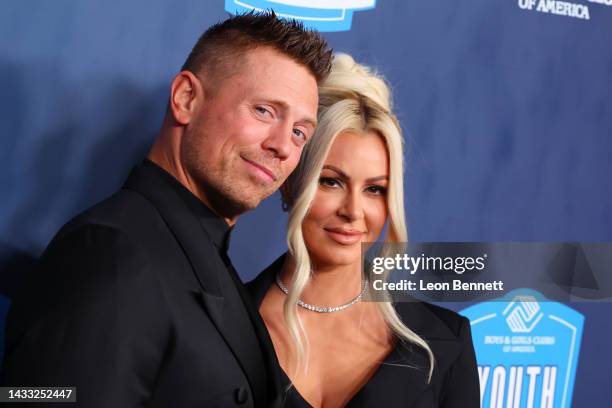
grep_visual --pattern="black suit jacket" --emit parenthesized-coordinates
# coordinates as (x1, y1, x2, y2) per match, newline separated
(1, 161, 281, 407)
(248, 255, 480, 408)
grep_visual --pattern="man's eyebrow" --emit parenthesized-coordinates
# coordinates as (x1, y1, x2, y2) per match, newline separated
(322, 165, 388, 183)
(297, 117, 317, 128)
(268, 99, 317, 128)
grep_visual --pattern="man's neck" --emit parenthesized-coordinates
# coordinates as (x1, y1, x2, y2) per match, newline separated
(146, 146, 237, 226)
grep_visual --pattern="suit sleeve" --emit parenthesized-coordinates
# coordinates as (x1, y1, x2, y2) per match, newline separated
(0, 224, 170, 407)
(440, 316, 481, 408)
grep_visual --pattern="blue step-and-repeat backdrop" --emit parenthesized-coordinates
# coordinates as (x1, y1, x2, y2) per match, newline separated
(1, 1, 611, 406)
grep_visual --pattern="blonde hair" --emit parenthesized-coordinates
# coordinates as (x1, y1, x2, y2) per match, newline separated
(282, 54, 435, 382)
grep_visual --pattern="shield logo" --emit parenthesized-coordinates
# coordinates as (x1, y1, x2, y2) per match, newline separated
(461, 289, 584, 408)
(224, 0, 377, 32)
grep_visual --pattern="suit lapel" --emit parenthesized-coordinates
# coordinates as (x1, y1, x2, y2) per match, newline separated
(122, 163, 267, 405)
(350, 301, 465, 407)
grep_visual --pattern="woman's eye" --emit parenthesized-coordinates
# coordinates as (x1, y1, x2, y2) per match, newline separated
(319, 177, 340, 188)
(366, 185, 387, 195)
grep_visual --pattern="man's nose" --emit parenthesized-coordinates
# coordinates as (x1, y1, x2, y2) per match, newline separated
(261, 121, 294, 160)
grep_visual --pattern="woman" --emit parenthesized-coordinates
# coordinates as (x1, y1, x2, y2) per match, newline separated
(248, 54, 479, 408)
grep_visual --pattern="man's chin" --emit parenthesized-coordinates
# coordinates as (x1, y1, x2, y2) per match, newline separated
(234, 198, 260, 213)
(207, 182, 275, 217)
(227, 192, 266, 214)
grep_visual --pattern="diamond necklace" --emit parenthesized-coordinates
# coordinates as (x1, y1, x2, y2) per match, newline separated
(275, 273, 368, 313)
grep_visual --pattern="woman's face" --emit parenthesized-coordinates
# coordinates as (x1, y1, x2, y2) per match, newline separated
(302, 130, 389, 268)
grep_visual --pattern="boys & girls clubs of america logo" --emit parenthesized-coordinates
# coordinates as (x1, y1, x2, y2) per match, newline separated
(461, 289, 584, 408)
(224, 0, 376, 31)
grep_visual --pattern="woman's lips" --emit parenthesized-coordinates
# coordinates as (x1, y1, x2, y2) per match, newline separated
(241, 157, 276, 183)
(324, 228, 364, 245)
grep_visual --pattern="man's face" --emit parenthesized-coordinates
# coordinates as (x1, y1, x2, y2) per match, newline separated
(181, 47, 318, 217)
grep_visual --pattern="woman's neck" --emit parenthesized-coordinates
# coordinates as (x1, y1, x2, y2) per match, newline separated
(279, 255, 364, 308)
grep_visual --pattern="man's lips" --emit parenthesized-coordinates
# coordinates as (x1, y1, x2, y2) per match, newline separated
(241, 157, 277, 182)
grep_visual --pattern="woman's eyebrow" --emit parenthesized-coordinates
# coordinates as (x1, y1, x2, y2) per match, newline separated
(322, 165, 350, 180)
(366, 175, 389, 183)
(322, 165, 388, 183)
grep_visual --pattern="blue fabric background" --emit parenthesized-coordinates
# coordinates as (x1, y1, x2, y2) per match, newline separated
(1, 1, 610, 405)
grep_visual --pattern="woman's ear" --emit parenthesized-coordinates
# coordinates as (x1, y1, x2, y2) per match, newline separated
(168, 71, 203, 126)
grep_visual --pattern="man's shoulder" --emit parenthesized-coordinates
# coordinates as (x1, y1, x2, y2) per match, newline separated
(60, 188, 158, 236)
(41, 188, 172, 275)
(40, 189, 157, 273)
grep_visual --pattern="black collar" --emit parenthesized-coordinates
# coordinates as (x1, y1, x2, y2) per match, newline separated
(142, 159, 232, 254)
(124, 159, 272, 406)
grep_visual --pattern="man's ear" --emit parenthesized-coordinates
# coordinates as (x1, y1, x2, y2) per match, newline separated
(169, 71, 203, 126)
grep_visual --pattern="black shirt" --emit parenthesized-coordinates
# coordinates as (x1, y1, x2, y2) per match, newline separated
(143, 159, 283, 406)
(142, 159, 232, 255)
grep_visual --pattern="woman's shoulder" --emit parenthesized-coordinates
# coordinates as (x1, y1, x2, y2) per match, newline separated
(393, 300, 470, 341)
(393, 302, 480, 406)
(418, 301, 469, 336)
(246, 253, 286, 307)
(392, 301, 478, 395)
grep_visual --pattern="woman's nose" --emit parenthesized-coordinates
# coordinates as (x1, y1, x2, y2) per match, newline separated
(338, 189, 364, 221)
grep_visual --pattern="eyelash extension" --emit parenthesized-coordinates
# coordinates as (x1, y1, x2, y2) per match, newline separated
(319, 177, 340, 187)
(319, 177, 386, 195)
(367, 185, 387, 195)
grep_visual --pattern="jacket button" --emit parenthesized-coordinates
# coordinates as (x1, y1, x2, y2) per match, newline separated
(234, 387, 249, 404)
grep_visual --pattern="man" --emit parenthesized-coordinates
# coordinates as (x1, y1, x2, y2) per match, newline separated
(0, 12, 331, 407)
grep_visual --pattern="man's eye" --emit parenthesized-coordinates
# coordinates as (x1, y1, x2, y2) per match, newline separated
(255, 106, 271, 116)
(319, 177, 340, 188)
(293, 128, 306, 141)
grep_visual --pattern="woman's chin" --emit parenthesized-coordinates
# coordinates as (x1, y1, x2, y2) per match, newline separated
(312, 247, 361, 268)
